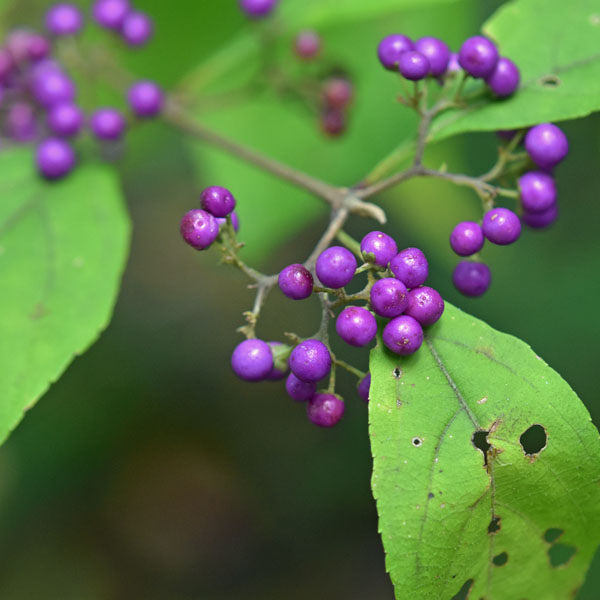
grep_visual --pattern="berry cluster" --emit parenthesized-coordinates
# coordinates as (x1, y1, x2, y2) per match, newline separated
(0, 2, 163, 180)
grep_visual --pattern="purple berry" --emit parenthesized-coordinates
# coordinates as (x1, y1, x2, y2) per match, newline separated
(180, 209, 219, 250)
(239, 0, 278, 18)
(36, 138, 76, 179)
(128, 80, 163, 118)
(45, 4, 83, 35)
(398, 51, 430, 81)
(0, 49, 15, 83)
(414, 37, 450, 77)
(200, 185, 236, 218)
(524, 123, 569, 170)
(518, 171, 557, 213)
(382, 315, 424, 356)
(295, 30, 321, 59)
(90, 108, 126, 140)
(32, 69, 75, 107)
(315, 246, 357, 288)
(216, 211, 240, 233)
(496, 129, 519, 141)
(278, 264, 313, 300)
(266, 342, 289, 381)
(27, 34, 51, 61)
(447, 52, 460, 73)
(6, 30, 36, 63)
(321, 109, 345, 137)
(286, 373, 316, 402)
(405, 286, 445, 326)
(482, 207, 521, 245)
(121, 11, 154, 46)
(360, 231, 398, 268)
(93, 0, 131, 30)
(390, 248, 428, 288)
(450, 221, 484, 256)
(370, 277, 408, 318)
(7, 102, 37, 141)
(357, 374, 371, 403)
(377, 34, 413, 71)
(458, 36, 499, 79)
(323, 78, 352, 109)
(47, 102, 83, 137)
(522, 204, 558, 229)
(289, 339, 331, 382)
(453, 261, 491, 297)
(307, 394, 345, 428)
(335, 306, 377, 347)
(231, 339, 273, 382)
(486, 56, 520, 97)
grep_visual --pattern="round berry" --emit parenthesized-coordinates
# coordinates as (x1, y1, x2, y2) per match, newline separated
(357, 373, 371, 403)
(447, 52, 461, 73)
(524, 123, 569, 170)
(398, 51, 430, 81)
(307, 394, 345, 428)
(321, 109, 345, 137)
(0, 49, 14, 83)
(278, 264, 313, 300)
(482, 207, 521, 245)
(6, 29, 36, 62)
(450, 221, 484, 256)
(414, 37, 450, 77)
(453, 261, 491, 297)
(121, 11, 154, 46)
(239, 0, 278, 18)
(496, 129, 519, 141)
(336, 306, 377, 347)
(180, 209, 219, 250)
(522, 204, 558, 229)
(36, 138, 76, 179)
(286, 373, 316, 402)
(90, 108, 126, 140)
(315, 246, 357, 288)
(32, 69, 75, 107)
(458, 36, 499, 79)
(295, 30, 321, 59)
(266, 342, 289, 381)
(370, 277, 408, 318)
(47, 102, 83, 137)
(377, 34, 413, 71)
(360, 231, 398, 268)
(390, 248, 428, 288)
(7, 102, 37, 141)
(128, 80, 164, 118)
(289, 339, 331, 382)
(200, 185, 236, 218)
(27, 34, 51, 61)
(405, 286, 445, 326)
(382, 315, 423, 356)
(231, 339, 273, 382)
(486, 56, 520, 97)
(93, 0, 131, 30)
(216, 211, 240, 233)
(45, 4, 83, 35)
(323, 78, 352, 109)
(518, 171, 557, 213)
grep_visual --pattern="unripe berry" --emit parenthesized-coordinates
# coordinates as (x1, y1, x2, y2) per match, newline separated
(524, 123, 569, 170)
(278, 264, 313, 300)
(518, 171, 557, 213)
(128, 80, 164, 118)
(315, 246, 357, 288)
(239, 0, 278, 18)
(405, 286, 445, 326)
(121, 11, 154, 46)
(398, 51, 430, 81)
(335, 306, 377, 347)
(377, 34, 413, 71)
(486, 56, 520, 97)
(289, 339, 331, 382)
(286, 373, 316, 402)
(36, 138, 76, 179)
(414, 37, 450, 77)
(323, 78, 353, 109)
(382, 315, 423, 356)
(307, 394, 345, 427)
(200, 185, 236, 218)
(32, 69, 75, 107)
(522, 204, 558, 229)
(390, 247, 428, 288)
(453, 261, 491, 297)
(266, 342, 289, 381)
(45, 4, 83, 36)
(180, 209, 219, 250)
(47, 102, 83, 137)
(357, 373, 371, 402)
(360, 231, 398, 268)
(295, 30, 321, 59)
(370, 277, 408, 318)
(231, 339, 273, 382)
(482, 207, 521, 245)
(449, 221, 484, 256)
(93, 0, 131, 30)
(458, 36, 499, 78)
(90, 108, 127, 140)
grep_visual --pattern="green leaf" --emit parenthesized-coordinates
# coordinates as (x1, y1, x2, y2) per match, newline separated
(369, 302, 600, 599)
(0, 149, 130, 445)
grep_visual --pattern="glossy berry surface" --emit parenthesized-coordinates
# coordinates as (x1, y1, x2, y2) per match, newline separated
(289, 339, 331, 382)
(405, 286, 445, 326)
(323, 78, 352, 109)
(32, 69, 75, 107)
(453, 261, 491, 297)
(398, 51, 430, 81)
(295, 30, 321, 59)
(482, 207, 521, 245)
(458, 36, 499, 78)
(93, 0, 131, 29)
(390, 248, 428, 288)
(382, 315, 424, 356)
(286, 373, 316, 402)
(519, 171, 557, 213)
(231, 339, 273, 382)
(360, 231, 398, 268)
(522, 204, 558, 229)
(486, 56, 520, 97)
(36, 138, 76, 179)
(370, 277, 408, 318)
(357, 374, 371, 403)
(46, 4, 83, 36)
(315, 246, 357, 288)
(121, 11, 154, 46)
(524, 123, 569, 170)
(307, 394, 345, 428)
(47, 102, 83, 137)
(335, 306, 377, 347)
(239, 0, 278, 18)
(414, 37, 450, 77)
(377, 34, 413, 71)
(450, 221, 484, 256)
(90, 108, 126, 140)
(180, 209, 219, 250)
(278, 264, 313, 300)
(200, 185, 236, 218)
(128, 80, 163, 117)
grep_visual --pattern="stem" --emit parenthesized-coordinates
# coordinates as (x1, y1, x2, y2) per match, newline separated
(336, 229, 362, 258)
(304, 207, 350, 269)
(335, 359, 366, 380)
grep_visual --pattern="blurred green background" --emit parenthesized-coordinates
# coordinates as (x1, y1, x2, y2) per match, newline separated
(1, 0, 598, 598)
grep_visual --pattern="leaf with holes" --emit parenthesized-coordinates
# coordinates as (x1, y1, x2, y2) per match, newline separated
(0, 148, 130, 445)
(369, 302, 600, 599)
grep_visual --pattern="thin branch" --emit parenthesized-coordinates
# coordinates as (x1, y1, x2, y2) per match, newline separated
(304, 207, 350, 270)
